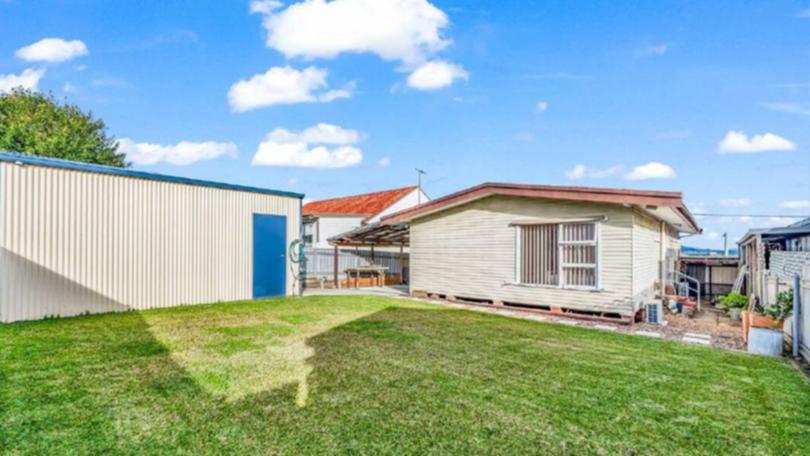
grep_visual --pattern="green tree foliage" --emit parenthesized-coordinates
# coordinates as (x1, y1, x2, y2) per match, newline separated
(0, 88, 127, 167)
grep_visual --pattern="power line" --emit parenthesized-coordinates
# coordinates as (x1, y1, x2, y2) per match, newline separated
(692, 213, 810, 218)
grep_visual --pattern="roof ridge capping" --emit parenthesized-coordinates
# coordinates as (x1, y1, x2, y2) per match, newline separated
(382, 181, 699, 233)
(0, 151, 304, 199)
(481, 182, 684, 198)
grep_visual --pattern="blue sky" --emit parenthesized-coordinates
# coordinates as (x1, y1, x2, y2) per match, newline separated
(1, 0, 808, 248)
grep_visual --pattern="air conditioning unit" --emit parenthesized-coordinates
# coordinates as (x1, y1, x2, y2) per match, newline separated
(646, 301, 663, 324)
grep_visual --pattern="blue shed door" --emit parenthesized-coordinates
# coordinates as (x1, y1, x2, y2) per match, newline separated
(253, 214, 287, 298)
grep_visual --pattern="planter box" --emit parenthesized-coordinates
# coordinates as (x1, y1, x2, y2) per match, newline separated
(742, 310, 784, 343)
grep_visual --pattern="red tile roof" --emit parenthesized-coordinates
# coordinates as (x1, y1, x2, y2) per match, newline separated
(304, 186, 417, 218)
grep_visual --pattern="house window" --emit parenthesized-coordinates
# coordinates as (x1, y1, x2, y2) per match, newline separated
(517, 222, 599, 288)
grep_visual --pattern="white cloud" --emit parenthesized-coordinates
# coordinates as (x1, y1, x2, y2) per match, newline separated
(565, 164, 622, 180)
(717, 130, 796, 154)
(15, 38, 88, 63)
(252, 123, 363, 168)
(705, 231, 720, 241)
(62, 82, 77, 93)
(762, 102, 810, 117)
(719, 198, 752, 208)
(624, 162, 676, 180)
(0, 68, 45, 93)
(779, 200, 810, 209)
(268, 123, 360, 144)
(515, 132, 535, 142)
(536, 101, 548, 113)
(378, 157, 391, 167)
(250, 0, 283, 14)
(228, 66, 352, 112)
(406, 60, 468, 90)
(287, 177, 299, 186)
(118, 138, 238, 166)
(253, 0, 466, 89)
(637, 43, 668, 56)
(254, 0, 449, 65)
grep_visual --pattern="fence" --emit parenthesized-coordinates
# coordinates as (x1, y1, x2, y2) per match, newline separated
(770, 262, 808, 363)
(302, 247, 408, 281)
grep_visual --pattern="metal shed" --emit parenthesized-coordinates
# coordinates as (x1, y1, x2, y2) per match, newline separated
(0, 152, 304, 323)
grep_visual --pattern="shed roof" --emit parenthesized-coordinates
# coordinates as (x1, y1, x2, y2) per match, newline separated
(0, 151, 304, 199)
(304, 186, 417, 218)
(382, 182, 701, 233)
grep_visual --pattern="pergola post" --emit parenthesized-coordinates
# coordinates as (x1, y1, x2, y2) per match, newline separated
(333, 244, 339, 288)
(399, 243, 404, 285)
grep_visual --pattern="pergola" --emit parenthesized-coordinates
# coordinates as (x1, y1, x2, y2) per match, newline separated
(327, 222, 410, 286)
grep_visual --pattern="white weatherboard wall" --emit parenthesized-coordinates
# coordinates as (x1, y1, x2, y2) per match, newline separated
(409, 195, 684, 317)
(0, 161, 301, 323)
(632, 211, 661, 310)
(410, 195, 637, 316)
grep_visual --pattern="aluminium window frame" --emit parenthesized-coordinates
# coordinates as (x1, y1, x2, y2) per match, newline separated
(514, 221, 601, 290)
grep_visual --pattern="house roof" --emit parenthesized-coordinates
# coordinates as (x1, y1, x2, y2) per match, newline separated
(303, 186, 417, 218)
(382, 182, 701, 233)
(0, 151, 304, 199)
(739, 217, 810, 244)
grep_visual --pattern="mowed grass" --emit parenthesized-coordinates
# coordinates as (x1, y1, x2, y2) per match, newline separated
(1, 296, 809, 455)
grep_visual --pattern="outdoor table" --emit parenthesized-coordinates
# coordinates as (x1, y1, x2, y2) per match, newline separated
(345, 266, 389, 288)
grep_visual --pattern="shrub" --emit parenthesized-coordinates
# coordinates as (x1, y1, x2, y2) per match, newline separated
(720, 293, 748, 310)
(759, 289, 794, 321)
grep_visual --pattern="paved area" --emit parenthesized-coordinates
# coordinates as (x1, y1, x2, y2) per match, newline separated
(303, 285, 409, 297)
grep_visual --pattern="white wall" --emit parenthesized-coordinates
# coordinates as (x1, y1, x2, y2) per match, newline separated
(308, 215, 365, 248)
(409, 195, 638, 316)
(632, 211, 662, 310)
(0, 161, 301, 323)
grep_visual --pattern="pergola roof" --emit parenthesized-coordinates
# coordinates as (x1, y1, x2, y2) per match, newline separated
(328, 222, 410, 247)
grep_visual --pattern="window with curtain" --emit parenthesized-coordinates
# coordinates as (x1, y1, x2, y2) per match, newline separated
(517, 222, 599, 288)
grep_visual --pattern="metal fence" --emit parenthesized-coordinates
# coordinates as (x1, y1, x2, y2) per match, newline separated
(302, 247, 408, 279)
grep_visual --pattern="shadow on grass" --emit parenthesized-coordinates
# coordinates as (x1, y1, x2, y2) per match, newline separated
(2, 303, 809, 454)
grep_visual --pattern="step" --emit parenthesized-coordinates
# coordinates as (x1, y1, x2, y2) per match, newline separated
(634, 330, 662, 338)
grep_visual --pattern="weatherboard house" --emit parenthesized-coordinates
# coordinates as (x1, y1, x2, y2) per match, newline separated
(374, 183, 701, 322)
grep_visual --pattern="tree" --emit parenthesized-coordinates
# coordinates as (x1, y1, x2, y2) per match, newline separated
(0, 88, 127, 167)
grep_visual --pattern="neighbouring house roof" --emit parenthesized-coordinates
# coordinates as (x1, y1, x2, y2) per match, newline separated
(740, 217, 810, 244)
(382, 182, 701, 233)
(303, 186, 417, 219)
(0, 151, 304, 199)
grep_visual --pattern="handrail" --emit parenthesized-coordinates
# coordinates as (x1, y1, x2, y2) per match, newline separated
(675, 271, 701, 312)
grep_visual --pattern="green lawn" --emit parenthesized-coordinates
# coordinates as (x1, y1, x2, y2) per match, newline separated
(1, 296, 809, 455)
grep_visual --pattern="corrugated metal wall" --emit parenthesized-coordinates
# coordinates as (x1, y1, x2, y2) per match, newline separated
(0, 161, 301, 323)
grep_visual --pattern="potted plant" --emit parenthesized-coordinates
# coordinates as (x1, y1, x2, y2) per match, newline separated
(750, 289, 793, 330)
(719, 292, 748, 321)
